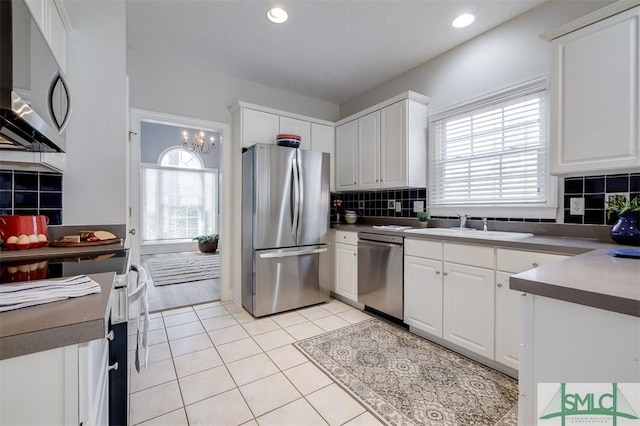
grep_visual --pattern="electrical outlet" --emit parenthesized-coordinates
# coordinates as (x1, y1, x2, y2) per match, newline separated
(387, 200, 395, 209)
(358, 200, 365, 209)
(604, 192, 630, 209)
(395, 201, 402, 212)
(569, 197, 585, 215)
(413, 201, 424, 213)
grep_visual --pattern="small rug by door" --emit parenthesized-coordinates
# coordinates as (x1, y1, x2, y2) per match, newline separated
(294, 319, 519, 426)
(147, 253, 220, 286)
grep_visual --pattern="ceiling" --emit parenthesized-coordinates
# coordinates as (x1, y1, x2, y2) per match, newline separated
(126, 0, 548, 105)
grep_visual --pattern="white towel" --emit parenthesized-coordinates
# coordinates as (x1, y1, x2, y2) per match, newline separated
(0, 275, 101, 312)
(129, 264, 150, 371)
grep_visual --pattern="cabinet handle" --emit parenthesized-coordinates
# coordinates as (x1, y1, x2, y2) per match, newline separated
(497, 283, 503, 288)
(108, 362, 119, 371)
(106, 330, 114, 341)
(435, 271, 440, 275)
(443, 272, 448, 276)
(532, 262, 539, 268)
(353, 253, 356, 256)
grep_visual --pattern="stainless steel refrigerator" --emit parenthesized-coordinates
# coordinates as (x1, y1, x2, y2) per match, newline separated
(242, 143, 331, 317)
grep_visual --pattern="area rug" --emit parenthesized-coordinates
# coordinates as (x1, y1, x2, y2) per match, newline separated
(294, 319, 519, 426)
(146, 253, 220, 286)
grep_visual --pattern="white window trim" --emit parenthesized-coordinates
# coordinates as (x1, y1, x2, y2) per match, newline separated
(428, 77, 557, 219)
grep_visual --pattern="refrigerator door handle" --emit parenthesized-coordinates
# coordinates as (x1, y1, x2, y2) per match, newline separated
(259, 248, 328, 259)
(296, 153, 303, 240)
(291, 156, 300, 238)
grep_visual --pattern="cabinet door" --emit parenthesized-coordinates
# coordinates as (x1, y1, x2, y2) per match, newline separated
(443, 263, 495, 358)
(404, 255, 443, 337)
(336, 121, 358, 190)
(334, 242, 357, 302)
(242, 109, 279, 148)
(357, 111, 380, 190)
(48, 1, 66, 70)
(551, 6, 640, 174)
(380, 100, 406, 188)
(495, 271, 521, 370)
(280, 117, 311, 150)
(311, 123, 335, 191)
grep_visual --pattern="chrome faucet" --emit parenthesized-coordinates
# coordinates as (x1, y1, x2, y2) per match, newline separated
(482, 217, 488, 232)
(457, 213, 470, 229)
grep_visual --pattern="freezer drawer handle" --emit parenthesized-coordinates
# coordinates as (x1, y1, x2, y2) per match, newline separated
(259, 248, 328, 259)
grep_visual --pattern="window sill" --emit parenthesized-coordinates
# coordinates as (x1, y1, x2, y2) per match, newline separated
(429, 205, 558, 220)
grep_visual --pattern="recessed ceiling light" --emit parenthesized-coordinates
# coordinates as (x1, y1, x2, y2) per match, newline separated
(267, 7, 288, 24)
(452, 13, 475, 28)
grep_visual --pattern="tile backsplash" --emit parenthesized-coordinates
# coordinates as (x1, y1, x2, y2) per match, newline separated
(564, 172, 639, 225)
(331, 188, 427, 219)
(0, 170, 63, 225)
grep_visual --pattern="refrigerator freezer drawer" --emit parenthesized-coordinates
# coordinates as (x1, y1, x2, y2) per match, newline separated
(251, 246, 330, 317)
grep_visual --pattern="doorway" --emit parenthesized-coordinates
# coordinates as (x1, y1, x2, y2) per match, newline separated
(129, 109, 231, 311)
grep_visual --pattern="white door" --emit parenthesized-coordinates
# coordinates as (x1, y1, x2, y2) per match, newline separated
(495, 271, 521, 370)
(357, 111, 380, 190)
(380, 100, 406, 188)
(404, 255, 443, 337)
(336, 121, 358, 190)
(334, 242, 357, 302)
(443, 262, 495, 358)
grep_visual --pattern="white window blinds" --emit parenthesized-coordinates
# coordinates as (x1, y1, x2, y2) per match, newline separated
(431, 89, 547, 207)
(141, 165, 217, 242)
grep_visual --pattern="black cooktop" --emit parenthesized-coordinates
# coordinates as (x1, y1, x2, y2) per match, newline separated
(0, 249, 130, 284)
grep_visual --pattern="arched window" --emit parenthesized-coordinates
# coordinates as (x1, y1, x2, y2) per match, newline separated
(158, 148, 203, 169)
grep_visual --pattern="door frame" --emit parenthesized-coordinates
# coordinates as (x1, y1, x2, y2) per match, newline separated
(129, 108, 232, 301)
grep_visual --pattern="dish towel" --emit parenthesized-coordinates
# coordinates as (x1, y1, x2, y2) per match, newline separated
(0, 275, 101, 313)
(129, 264, 150, 372)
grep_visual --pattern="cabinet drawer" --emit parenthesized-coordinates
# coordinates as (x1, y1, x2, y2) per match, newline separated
(335, 230, 358, 245)
(444, 243, 494, 269)
(497, 249, 570, 274)
(404, 238, 442, 260)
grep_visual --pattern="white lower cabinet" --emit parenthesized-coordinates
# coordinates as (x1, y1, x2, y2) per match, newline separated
(334, 231, 358, 302)
(404, 255, 443, 337)
(443, 262, 495, 359)
(495, 271, 522, 370)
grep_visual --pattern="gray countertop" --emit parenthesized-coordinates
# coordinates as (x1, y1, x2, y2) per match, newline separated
(0, 241, 126, 262)
(0, 272, 115, 360)
(332, 223, 640, 317)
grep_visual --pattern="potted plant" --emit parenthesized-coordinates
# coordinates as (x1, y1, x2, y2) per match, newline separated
(606, 195, 640, 246)
(417, 211, 429, 228)
(193, 234, 219, 253)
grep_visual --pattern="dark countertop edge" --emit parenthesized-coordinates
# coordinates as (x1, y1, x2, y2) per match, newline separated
(0, 242, 126, 261)
(0, 272, 115, 360)
(510, 275, 640, 318)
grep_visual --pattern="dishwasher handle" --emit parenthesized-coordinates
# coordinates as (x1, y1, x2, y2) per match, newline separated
(358, 239, 403, 249)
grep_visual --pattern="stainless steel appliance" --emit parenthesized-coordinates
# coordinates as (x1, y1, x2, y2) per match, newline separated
(242, 143, 330, 317)
(358, 232, 404, 320)
(0, 0, 71, 152)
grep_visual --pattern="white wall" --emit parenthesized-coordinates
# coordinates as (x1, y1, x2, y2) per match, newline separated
(127, 48, 339, 123)
(340, 0, 613, 117)
(63, 1, 128, 225)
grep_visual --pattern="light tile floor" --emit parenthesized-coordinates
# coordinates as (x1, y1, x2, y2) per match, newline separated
(127, 298, 382, 426)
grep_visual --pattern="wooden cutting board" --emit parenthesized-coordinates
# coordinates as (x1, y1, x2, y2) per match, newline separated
(49, 238, 121, 248)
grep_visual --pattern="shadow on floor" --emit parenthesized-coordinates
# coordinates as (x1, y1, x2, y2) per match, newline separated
(141, 251, 220, 313)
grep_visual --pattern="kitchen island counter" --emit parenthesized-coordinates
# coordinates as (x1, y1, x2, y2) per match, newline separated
(0, 272, 115, 360)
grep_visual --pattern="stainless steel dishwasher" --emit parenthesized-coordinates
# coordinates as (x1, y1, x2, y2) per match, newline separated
(357, 232, 404, 320)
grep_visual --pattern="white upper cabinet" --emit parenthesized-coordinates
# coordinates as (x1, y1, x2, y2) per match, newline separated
(25, 0, 67, 70)
(310, 123, 336, 191)
(240, 109, 280, 147)
(279, 116, 311, 150)
(336, 120, 358, 191)
(335, 92, 429, 191)
(545, 5, 640, 175)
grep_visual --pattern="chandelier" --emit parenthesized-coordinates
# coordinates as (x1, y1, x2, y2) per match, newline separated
(181, 130, 216, 154)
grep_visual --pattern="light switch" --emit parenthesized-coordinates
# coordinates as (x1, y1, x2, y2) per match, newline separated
(413, 201, 424, 212)
(395, 201, 401, 212)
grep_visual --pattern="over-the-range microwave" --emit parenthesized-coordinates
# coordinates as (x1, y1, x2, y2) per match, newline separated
(0, 0, 71, 153)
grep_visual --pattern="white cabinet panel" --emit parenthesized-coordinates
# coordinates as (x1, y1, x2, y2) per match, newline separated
(444, 242, 494, 269)
(404, 255, 443, 337)
(336, 120, 358, 190)
(497, 248, 569, 274)
(357, 111, 380, 190)
(334, 242, 358, 302)
(335, 230, 358, 245)
(380, 100, 406, 188)
(279, 116, 311, 150)
(241, 109, 279, 148)
(311, 123, 335, 191)
(495, 271, 521, 370)
(404, 238, 442, 260)
(443, 262, 495, 358)
(550, 6, 640, 174)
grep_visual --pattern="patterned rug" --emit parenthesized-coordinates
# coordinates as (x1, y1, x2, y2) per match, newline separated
(294, 319, 519, 425)
(146, 253, 220, 286)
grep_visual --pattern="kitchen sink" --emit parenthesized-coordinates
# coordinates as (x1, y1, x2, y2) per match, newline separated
(404, 227, 533, 240)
